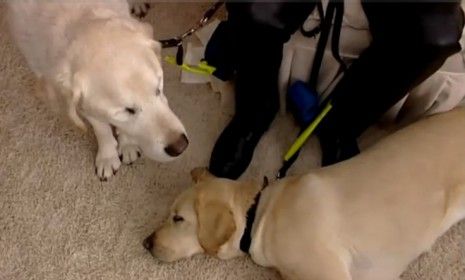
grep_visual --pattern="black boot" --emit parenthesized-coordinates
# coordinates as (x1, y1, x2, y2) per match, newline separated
(204, 21, 236, 81)
(317, 1, 463, 166)
(207, 2, 316, 179)
(319, 136, 360, 167)
(208, 38, 281, 179)
(209, 117, 267, 179)
(316, 112, 360, 167)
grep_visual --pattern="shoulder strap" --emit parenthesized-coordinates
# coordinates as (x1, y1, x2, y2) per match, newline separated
(331, 1, 346, 73)
(309, 0, 345, 89)
(300, 1, 325, 38)
(308, 2, 335, 88)
(278, 1, 345, 179)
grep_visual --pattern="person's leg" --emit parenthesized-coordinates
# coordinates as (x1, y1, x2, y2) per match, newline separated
(208, 2, 316, 179)
(318, 1, 464, 166)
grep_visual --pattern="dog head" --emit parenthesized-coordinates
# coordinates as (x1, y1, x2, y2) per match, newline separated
(143, 168, 262, 262)
(59, 17, 187, 161)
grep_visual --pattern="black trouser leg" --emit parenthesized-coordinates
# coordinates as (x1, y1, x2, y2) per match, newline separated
(208, 29, 283, 179)
(208, 2, 316, 179)
(319, 1, 464, 166)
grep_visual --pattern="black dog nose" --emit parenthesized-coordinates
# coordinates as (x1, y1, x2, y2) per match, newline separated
(164, 134, 189, 157)
(143, 233, 155, 251)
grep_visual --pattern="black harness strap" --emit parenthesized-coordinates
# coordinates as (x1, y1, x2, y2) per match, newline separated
(331, 1, 347, 73)
(239, 192, 261, 252)
(309, 1, 337, 88)
(300, 2, 325, 38)
(277, 0, 345, 179)
(239, 177, 269, 253)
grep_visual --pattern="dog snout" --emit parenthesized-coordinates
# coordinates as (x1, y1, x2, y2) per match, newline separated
(164, 134, 189, 157)
(143, 232, 155, 251)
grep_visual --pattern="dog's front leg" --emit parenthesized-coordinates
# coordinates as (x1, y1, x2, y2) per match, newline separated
(117, 133, 141, 165)
(87, 117, 121, 181)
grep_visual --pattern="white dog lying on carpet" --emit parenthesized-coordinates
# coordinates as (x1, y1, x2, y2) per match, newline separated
(144, 108, 465, 280)
(7, 1, 187, 180)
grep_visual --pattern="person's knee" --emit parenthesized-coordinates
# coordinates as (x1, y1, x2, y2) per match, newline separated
(226, 2, 315, 40)
(419, 10, 463, 58)
(394, 5, 462, 57)
(409, 21, 462, 73)
(366, 2, 463, 58)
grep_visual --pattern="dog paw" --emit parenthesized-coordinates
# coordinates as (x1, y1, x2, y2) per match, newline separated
(131, 3, 150, 18)
(118, 144, 141, 165)
(95, 154, 121, 181)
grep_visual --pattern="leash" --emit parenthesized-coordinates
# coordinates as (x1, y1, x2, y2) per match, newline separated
(159, 1, 224, 66)
(164, 56, 216, 76)
(158, 0, 344, 178)
(276, 0, 345, 179)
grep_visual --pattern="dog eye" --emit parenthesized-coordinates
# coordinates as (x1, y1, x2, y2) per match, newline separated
(172, 215, 184, 223)
(125, 107, 136, 114)
(155, 88, 161, 96)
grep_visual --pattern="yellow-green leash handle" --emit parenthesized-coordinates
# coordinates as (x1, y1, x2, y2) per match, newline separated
(284, 102, 333, 161)
(165, 56, 216, 76)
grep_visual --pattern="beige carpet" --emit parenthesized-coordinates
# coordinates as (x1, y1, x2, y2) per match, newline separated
(0, 3, 464, 280)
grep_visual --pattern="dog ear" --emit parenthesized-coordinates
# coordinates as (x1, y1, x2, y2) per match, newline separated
(195, 194, 236, 255)
(124, 20, 161, 59)
(124, 18, 153, 38)
(133, 21, 161, 60)
(138, 21, 154, 38)
(67, 73, 87, 130)
(150, 40, 162, 60)
(191, 167, 213, 183)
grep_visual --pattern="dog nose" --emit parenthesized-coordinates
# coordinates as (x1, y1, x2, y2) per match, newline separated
(164, 134, 189, 157)
(143, 233, 155, 251)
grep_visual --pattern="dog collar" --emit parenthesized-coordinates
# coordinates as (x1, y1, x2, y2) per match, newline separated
(239, 177, 269, 253)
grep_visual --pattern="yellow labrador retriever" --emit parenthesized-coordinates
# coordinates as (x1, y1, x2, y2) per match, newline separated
(144, 108, 465, 280)
(7, 1, 187, 180)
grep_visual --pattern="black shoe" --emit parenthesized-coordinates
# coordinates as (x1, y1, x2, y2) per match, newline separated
(319, 136, 360, 167)
(209, 118, 267, 179)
